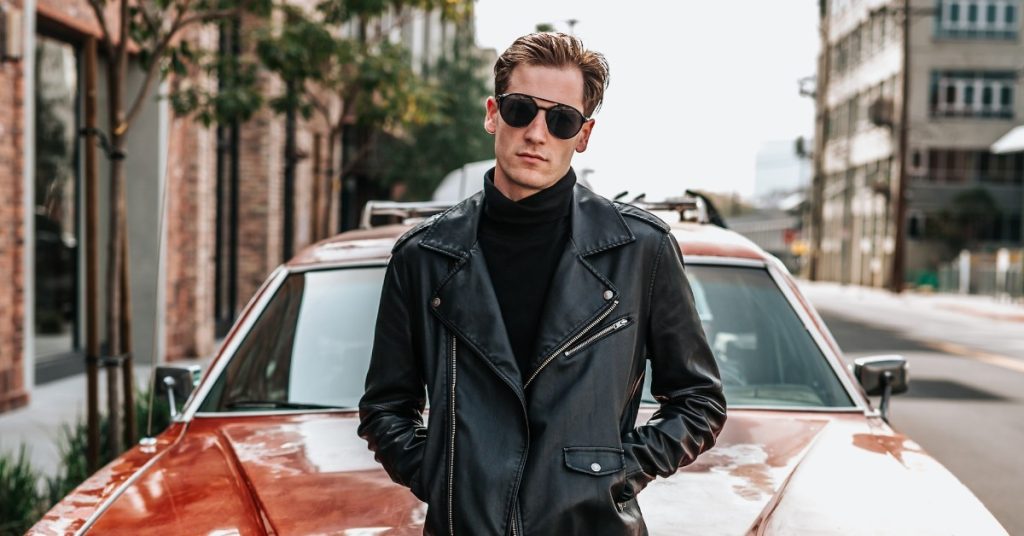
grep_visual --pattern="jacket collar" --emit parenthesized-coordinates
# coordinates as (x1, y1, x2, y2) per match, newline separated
(421, 180, 637, 392)
(419, 182, 635, 259)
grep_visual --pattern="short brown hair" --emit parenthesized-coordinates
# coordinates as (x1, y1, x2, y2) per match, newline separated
(494, 32, 610, 117)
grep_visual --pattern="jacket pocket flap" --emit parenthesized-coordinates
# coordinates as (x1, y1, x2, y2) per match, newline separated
(563, 447, 625, 476)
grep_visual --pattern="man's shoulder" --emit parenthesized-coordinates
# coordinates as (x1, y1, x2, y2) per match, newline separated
(612, 201, 672, 235)
(391, 212, 444, 254)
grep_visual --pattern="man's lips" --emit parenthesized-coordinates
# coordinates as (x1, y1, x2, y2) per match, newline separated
(517, 152, 546, 162)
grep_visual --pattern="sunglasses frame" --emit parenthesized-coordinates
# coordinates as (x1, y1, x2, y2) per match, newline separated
(495, 93, 590, 140)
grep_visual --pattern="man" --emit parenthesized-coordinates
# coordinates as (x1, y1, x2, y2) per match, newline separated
(358, 32, 726, 535)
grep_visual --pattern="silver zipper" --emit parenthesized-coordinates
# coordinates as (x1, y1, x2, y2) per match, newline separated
(563, 317, 630, 358)
(524, 300, 619, 388)
(448, 335, 457, 536)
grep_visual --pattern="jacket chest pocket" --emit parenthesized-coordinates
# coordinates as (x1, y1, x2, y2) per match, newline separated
(562, 315, 633, 359)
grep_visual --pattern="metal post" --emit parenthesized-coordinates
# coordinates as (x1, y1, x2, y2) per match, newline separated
(890, 0, 911, 293)
(809, 3, 831, 281)
(83, 37, 101, 470)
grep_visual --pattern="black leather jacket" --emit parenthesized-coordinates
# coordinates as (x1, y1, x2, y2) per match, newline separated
(358, 185, 726, 535)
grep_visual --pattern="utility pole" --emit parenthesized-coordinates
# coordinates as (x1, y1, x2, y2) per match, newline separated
(809, 2, 831, 281)
(889, 0, 912, 293)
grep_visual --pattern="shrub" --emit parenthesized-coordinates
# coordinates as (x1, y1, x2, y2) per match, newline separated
(0, 446, 44, 536)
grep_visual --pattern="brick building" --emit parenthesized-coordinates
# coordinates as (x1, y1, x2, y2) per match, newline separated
(0, 1, 473, 413)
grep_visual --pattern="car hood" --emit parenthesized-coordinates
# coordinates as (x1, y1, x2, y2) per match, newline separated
(52, 410, 1004, 535)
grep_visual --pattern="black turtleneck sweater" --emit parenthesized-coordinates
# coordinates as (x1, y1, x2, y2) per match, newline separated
(478, 168, 576, 377)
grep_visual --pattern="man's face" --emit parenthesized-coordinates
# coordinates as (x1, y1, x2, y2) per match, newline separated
(484, 64, 595, 201)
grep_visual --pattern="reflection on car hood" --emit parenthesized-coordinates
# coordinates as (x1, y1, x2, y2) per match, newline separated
(643, 411, 1006, 535)
(57, 410, 1004, 535)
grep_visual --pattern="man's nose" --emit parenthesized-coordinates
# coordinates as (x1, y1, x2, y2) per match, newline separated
(523, 109, 548, 143)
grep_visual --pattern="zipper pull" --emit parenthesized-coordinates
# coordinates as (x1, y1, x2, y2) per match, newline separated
(612, 318, 629, 329)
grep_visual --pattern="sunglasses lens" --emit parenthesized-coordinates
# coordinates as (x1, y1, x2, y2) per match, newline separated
(546, 107, 585, 140)
(499, 94, 537, 127)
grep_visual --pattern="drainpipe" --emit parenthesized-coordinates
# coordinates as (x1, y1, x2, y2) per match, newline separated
(21, 0, 37, 399)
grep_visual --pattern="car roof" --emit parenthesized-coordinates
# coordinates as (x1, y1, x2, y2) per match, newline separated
(287, 218, 771, 268)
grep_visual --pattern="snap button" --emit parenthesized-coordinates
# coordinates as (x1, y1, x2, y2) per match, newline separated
(590, 462, 602, 472)
(431, 297, 441, 308)
(602, 290, 614, 300)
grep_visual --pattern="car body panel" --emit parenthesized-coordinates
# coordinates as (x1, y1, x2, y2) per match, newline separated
(31, 216, 1007, 535)
(34, 410, 1004, 535)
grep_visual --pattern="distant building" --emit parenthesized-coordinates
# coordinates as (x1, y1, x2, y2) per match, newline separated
(807, 0, 1024, 289)
(728, 195, 806, 273)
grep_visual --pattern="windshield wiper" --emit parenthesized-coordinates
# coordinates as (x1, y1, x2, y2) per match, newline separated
(225, 400, 342, 410)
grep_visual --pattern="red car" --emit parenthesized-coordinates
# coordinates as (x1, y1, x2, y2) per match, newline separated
(32, 197, 1007, 535)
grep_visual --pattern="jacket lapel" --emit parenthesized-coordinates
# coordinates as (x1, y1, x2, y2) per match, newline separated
(528, 241, 616, 373)
(417, 183, 637, 390)
(420, 194, 523, 389)
(528, 186, 637, 377)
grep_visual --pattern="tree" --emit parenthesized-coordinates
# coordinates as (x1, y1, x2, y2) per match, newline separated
(927, 187, 1002, 254)
(375, 28, 494, 200)
(84, 0, 272, 464)
(177, 1, 473, 239)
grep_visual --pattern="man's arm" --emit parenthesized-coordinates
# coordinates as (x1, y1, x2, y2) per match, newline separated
(357, 256, 428, 500)
(620, 232, 727, 498)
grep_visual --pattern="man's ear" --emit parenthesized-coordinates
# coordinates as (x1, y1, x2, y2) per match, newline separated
(575, 119, 595, 153)
(484, 96, 498, 134)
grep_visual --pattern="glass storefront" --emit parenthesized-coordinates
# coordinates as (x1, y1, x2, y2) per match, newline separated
(33, 35, 80, 363)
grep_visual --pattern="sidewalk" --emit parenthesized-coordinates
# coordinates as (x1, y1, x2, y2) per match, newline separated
(0, 358, 207, 477)
(799, 281, 1024, 323)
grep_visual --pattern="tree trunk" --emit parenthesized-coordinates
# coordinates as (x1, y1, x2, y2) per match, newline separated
(104, 51, 126, 456)
(83, 37, 101, 471)
(326, 128, 341, 235)
(120, 226, 136, 447)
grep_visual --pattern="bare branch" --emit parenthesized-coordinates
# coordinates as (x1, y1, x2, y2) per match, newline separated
(304, 81, 333, 129)
(118, 1, 191, 133)
(120, 0, 243, 132)
(176, 8, 242, 30)
(339, 136, 377, 177)
(86, 0, 115, 56)
(138, 2, 162, 39)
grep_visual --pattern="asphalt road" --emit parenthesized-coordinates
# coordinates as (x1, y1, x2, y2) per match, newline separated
(803, 286, 1024, 535)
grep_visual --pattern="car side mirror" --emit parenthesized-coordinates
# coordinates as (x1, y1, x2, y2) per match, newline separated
(154, 365, 201, 419)
(852, 355, 908, 423)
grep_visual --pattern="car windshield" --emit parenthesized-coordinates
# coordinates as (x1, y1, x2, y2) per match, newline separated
(199, 263, 853, 413)
(660, 264, 853, 408)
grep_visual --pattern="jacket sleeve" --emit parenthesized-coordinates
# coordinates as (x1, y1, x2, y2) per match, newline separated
(620, 232, 727, 499)
(357, 254, 428, 500)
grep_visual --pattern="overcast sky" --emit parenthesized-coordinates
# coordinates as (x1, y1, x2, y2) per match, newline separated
(473, 1, 820, 200)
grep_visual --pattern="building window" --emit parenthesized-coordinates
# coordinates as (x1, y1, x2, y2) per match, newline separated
(930, 70, 1016, 118)
(34, 35, 82, 370)
(936, 0, 1020, 39)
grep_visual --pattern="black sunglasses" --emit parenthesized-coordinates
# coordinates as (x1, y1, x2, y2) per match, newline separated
(496, 93, 589, 140)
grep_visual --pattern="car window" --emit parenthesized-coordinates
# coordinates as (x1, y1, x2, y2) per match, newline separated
(642, 265, 853, 408)
(199, 267, 385, 412)
(199, 263, 853, 413)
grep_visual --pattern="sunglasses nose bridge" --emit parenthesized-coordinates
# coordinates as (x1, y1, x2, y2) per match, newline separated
(522, 105, 552, 138)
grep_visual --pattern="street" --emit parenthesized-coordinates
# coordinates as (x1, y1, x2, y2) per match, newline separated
(802, 283, 1024, 535)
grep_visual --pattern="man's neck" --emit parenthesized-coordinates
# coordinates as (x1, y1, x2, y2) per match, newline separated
(493, 167, 568, 202)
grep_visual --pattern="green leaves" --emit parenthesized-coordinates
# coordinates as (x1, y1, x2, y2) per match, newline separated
(0, 446, 44, 535)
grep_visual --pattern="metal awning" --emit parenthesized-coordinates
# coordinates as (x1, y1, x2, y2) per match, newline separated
(991, 125, 1024, 154)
